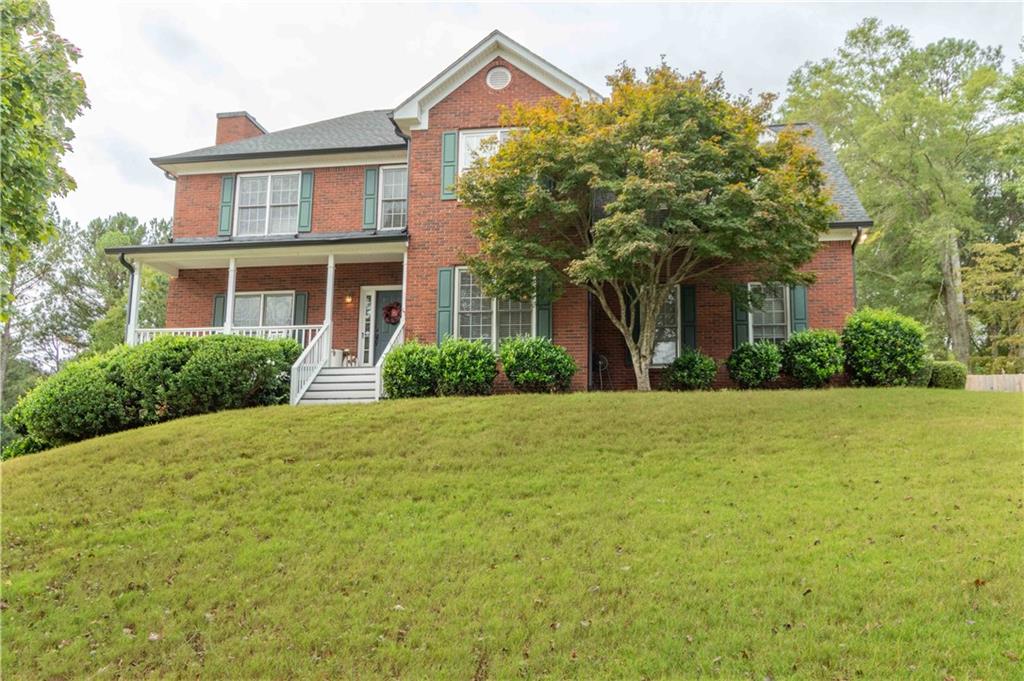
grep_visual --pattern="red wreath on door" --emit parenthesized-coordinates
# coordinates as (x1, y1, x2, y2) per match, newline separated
(382, 301, 402, 325)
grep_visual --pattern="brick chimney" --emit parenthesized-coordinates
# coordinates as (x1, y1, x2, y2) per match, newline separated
(215, 111, 267, 145)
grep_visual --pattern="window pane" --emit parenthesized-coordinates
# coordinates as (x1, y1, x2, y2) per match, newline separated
(236, 206, 266, 235)
(268, 205, 298, 234)
(232, 295, 261, 327)
(497, 298, 532, 342)
(270, 174, 300, 205)
(381, 167, 407, 200)
(459, 130, 504, 173)
(238, 176, 268, 208)
(380, 199, 407, 229)
(457, 270, 492, 344)
(263, 294, 294, 326)
(751, 284, 788, 344)
(652, 288, 679, 365)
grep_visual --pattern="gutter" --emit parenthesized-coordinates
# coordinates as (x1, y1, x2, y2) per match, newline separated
(150, 143, 408, 167)
(117, 253, 135, 344)
(104, 231, 409, 257)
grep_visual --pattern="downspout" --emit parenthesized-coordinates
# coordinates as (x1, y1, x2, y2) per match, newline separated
(587, 290, 594, 391)
(851, 226, 863, 309)
(118, 253, 135, 344)
(386, 110, 413, 322)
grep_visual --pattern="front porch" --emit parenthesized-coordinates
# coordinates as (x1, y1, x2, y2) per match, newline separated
(112, 233, 409, 404)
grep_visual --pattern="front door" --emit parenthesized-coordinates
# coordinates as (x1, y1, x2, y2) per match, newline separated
(372, 289, 402, 365)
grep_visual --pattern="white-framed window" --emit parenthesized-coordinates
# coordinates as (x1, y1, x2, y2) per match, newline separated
(652, 286, 681, 367)
(234, 171, 301, 236)
(378, 165, 408, 230)
(748, 282, 789, 344)
(233, 291, 295, 327)
(455, 267, 534, 349)
(458, 128, 512, 175)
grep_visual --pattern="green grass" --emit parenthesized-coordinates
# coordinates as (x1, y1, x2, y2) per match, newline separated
(2, 389, 1022, 679)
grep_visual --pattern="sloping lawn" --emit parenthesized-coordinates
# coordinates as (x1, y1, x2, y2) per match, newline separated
(2, 389, 1021, 679)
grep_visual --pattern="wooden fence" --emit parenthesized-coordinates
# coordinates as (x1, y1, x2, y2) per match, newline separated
(966, 374, 1024, 393)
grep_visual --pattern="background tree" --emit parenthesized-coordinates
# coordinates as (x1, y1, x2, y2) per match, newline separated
(0, 0, 88, 319)
(962, 241, 1023, 364)
(781, 18, 1010, 362)
(460, 64, 835, 390)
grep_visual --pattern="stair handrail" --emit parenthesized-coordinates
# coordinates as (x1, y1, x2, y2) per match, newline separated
(290, 322, 332, 405)
(373, 318, 405, 401)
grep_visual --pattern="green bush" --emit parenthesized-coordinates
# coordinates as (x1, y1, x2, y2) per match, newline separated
(113, 335, 201, 423)
(499, 337, 577, 393)
(437, 338, 498, 396)
(909, 358, 934, 387)
(726, 342, 782, 389)
(842, 308, 926, 386)
(382, 341, 440, 398)
(929, 361, 967, 389)
(969, 355, 1024, 375)
(1, 402, 46, 460)
(661, 348, 717, 391)
(781, 330, 845, 388)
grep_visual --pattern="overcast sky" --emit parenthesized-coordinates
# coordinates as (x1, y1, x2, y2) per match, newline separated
(49, 1, 1022, 229)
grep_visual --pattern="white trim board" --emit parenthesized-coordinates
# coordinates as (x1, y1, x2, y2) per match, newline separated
(160, 149, 408, 177)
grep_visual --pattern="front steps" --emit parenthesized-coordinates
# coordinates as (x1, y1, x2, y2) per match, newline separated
(297, 366, 377, 405)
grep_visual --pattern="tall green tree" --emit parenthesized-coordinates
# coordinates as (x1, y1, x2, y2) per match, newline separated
(460, 64, 835, 390)
(782, 18, 1008, 361)
(962, 240, 1023, 362)
(0, 0, 89, 319)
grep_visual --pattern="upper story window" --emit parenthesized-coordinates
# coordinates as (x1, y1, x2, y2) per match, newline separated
(235, 171, 301, 236)
(459, 128, 512, 175)
(455, 267, 534, 349)
(749, 283, 790, 344)
(378, 165, 408, 230)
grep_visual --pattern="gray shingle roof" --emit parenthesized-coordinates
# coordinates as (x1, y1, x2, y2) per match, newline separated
(152, 110, 406, 165)
(768, 123, 872, 227)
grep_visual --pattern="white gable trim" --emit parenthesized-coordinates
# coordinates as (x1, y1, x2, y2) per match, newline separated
(393, 30, 601, 131)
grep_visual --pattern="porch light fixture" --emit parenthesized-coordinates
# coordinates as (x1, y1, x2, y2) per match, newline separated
(344, 294, 353, 304)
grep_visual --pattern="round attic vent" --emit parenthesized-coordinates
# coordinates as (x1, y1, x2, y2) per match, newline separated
(486, 66, 512, 90)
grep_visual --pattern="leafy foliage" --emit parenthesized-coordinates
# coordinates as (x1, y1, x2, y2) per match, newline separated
(382, 341, 440, 398)
(459, 62, 836, 390)
(661, 348, 718, 391)
(929, 361, 968, 389)
(963, 241, 1024, 363)
(726, 342, 782, 389)
(909, 358, 935, 387)
(498, 337, 576, 393)
(842, 308, 926, 386)
(437, 338, 497, 397)
(781, 329, 845, 388)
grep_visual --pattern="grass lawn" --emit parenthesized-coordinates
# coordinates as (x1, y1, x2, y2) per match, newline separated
(2, 389, 1022, 679)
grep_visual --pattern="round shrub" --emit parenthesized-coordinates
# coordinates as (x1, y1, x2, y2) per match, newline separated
(437, 338, 498, 396)
(111, 335, 201, 423)
(499, 337, 577, 393)
(726, 342, 782, 389)
(382, 341, 440, 398)
(661, 348, 717, 391)
(1, 402, 46, 460)
(781, 329, 845, 388)
(929, 360, 967, 389)
(842, 308, 926, 386)
(909, 358, 934, 387)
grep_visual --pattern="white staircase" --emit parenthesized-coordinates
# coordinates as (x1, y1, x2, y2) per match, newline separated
(297, 367, 377, 405)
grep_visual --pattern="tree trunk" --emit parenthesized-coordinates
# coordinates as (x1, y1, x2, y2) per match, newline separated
(940, 232, 971, 363)
(0, 263, 16, 399)
(632, 356, 652, 391)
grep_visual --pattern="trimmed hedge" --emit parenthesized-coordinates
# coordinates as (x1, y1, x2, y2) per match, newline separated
(382, 341, 440, 398)
(727, 342, 782, 389)
(781, 330, 844, 388)
(909, 358, 935, 387)
(9, 335, 301, 452)
(499, 337, 576, 393)
(842, 308, 926, 386)
(662, 348, 718, 391)
(437, 338, 498, 396)
(929, 361, 967, 389)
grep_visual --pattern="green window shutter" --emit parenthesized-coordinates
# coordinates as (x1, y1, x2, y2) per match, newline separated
(789, 285, 808, 333)
(213, 294, 226, 326)
(293, 292, 308, 325)
(362, 167, 379, 229)
(440, 131, 458, 200)
(681, 285, 697, 350)
(436, 267, 454, 343)
(218, 175, 235, 235)
(732, 291, 749, 350)
(297, 171, 314, 232)
(535, 275, 553, 340)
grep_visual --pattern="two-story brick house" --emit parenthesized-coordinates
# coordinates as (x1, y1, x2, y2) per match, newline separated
(108, 30, 871, 403)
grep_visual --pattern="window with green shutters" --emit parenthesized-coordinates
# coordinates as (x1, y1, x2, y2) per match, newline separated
(440, 132, 458, 200)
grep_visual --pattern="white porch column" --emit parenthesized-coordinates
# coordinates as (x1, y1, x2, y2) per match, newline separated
(400, 249, 408, 312)
(324, 253, 335, 324)
(126, 259, 142, 345)
(224, 257, 237, 332)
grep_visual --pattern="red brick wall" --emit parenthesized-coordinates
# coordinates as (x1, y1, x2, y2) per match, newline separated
(216, 114, 264, 145)
(592, 239, 856, 389)
(403, 57, 591, 389)
(165, 262, 403, 354)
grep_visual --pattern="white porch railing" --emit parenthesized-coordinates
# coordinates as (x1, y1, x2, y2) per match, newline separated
(289, 323, 333, 404)
(134, 325, 322, 347)
(374, 318, 405, 400)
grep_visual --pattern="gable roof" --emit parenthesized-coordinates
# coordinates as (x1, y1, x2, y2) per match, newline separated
(151, 110, 406, 167)
(768, 123, 872, 227)
(391, 29, 602, 131)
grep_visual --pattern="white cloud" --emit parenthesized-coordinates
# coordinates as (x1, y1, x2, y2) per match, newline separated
(49, 0, 1022, 228)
